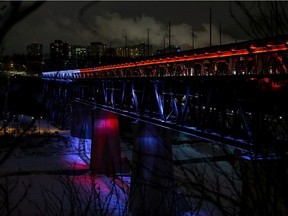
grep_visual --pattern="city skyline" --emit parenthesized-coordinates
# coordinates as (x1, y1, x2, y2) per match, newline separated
(22, 38, 177, 57)
(1, 1, 261, 55)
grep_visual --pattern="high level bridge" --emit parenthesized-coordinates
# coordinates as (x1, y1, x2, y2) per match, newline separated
(42, 35, 288, 152)
(40, 35, 288, 215)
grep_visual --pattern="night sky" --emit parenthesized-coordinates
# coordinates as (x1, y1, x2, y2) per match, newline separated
(2, 1, 259, 55)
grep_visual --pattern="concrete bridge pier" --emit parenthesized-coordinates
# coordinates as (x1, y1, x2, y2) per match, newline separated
(71, 101, 122, 176)
(90, 108, 121, 176)
(129, 121, 176, 216)
(71, 101, 92, 139)
(71, 101, 92, 156)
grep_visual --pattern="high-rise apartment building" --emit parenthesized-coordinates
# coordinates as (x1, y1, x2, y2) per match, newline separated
(26, 42, 43, 59)
(50, 40, 71, 59)
(71, 45, 87, 59)
(137, 42, 152, 57)
(71, 45, 87, 68)
(115, 42, 153, 59)
(88, 42, 107, 58)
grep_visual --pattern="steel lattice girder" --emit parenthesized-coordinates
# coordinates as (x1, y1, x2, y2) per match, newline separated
(44, 75, 288, 151)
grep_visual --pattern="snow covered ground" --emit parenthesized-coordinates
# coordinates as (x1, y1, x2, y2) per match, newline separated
(1, 116, 245, 216)
(0, 117, 130, 216)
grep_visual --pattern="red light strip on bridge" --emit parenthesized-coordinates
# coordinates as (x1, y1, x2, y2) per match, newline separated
(80, 67, 97, 73)
(95, 49, 250, 71)
(251, 44, 288, 54)
(79, 43, 288, 73)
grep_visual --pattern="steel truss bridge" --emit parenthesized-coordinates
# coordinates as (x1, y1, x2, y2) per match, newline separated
(42, 36, 288, 153)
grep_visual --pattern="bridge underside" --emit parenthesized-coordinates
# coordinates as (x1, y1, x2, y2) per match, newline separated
(44, 75, 288, 153)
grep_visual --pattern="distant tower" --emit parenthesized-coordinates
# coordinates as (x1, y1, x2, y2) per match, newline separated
(210, 7, 212, 47)
(168, 21, 171, 53)
(219, 22, 222, 45)
(147, 28, 150, 57)
(191, 29, 195, 49)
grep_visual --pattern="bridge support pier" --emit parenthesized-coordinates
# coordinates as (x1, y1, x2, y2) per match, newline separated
(129, 121, 176, 216)
(71, 101, 92, 157)
(90, 108, 121, 176)
(71, 101, 92, 139)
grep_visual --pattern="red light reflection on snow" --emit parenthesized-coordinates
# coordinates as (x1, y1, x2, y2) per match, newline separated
(68, 162, 89, 170)
(63, 154, 89, 170)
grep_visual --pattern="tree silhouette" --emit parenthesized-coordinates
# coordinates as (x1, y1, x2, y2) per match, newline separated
(0, 1, 44, 49)
(229, 1, 288, 39)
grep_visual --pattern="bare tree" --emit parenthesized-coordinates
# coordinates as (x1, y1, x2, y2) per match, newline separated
(0, 2, 45, 214)
(229, 1, 288, 39)
(0, 1, 44, 48)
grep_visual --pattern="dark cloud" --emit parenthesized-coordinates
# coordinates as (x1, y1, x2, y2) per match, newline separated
(2, 1, 250, 55)
(90, 12, 235, 49)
